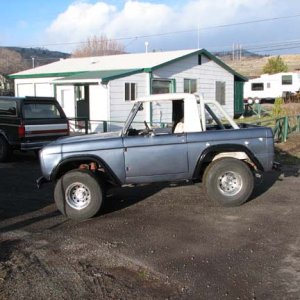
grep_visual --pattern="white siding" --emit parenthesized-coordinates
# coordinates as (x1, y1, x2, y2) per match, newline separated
(153, 54, 235, 117)
(56, 85, 75, 117)
(109, 73, 149, 129)
(89, 84, 109, 132)
(15, 78, 56, 97)
(17, 83, 35, 96)
(35, 83, 53, 96)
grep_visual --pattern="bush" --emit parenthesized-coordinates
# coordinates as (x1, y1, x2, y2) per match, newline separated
(272, 97, 284, 117)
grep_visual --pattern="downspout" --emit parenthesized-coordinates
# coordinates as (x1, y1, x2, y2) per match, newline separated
(149, 71, 153, 125)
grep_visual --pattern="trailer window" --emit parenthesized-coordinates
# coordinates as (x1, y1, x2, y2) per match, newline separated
(251, 83, 264, 91)
(282, 75, 292, 85)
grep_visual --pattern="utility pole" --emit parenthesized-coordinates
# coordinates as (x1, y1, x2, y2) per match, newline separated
(197, 24, 200, 49)
(31, 56, 36, 68)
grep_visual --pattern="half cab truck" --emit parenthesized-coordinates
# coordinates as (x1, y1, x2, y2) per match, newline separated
(37, 93, 276, 220)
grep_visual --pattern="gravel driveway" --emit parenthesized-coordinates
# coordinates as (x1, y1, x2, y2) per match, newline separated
(0, 151, 299, 299)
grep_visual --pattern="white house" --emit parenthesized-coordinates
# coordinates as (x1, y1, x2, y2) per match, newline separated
(10, 49, 246, 132)
(244, 72, 300, 102)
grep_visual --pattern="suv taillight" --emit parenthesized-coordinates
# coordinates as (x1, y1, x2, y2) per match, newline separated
(18, 125, 25, 138)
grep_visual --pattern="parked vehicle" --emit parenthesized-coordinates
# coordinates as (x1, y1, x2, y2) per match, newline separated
(37, 93, 276, 220)
(244, 72, 300, 103)
(0, 96, 69, 162)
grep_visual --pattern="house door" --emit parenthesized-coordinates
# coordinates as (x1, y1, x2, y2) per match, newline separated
(75, 85, 90, 128)
(234, 81, 244, 117)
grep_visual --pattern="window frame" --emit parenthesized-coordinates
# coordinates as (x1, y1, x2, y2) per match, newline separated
(125, 82, 137, 101)
(282, 75, 293, 85)
(215, 81, 226, 105)
(251, 83, 264, 91)
(184, 78, 197, 94)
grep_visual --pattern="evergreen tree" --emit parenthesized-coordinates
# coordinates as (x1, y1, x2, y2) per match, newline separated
(262, 56, 288, 74)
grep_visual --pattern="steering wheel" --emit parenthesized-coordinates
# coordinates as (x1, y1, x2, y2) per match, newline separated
(138, 120, 151, 135)
(144, 120, 150, 131)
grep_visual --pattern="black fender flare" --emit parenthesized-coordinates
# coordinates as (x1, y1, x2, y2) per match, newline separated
(51, 154, 122, 185)
(0, 130, 9, 143)
(192, 144, 264, 179)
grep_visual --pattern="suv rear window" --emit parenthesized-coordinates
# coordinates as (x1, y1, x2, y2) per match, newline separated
(0, 100, 17, 116)
(23, 103, 63, 119)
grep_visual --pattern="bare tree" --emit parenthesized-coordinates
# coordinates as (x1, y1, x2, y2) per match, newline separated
(72, 35, 125, 58)
(0, 48, 28, 75)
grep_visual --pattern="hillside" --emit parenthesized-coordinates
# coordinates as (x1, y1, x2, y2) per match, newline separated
(5, 47, 70, 68)
(220, 54, 300, 78)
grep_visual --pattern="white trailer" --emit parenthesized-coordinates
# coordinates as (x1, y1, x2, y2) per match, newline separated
(244, 72, 300, 102)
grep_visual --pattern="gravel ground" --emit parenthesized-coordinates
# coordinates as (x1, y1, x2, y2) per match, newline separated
(0, 142, 299, 299)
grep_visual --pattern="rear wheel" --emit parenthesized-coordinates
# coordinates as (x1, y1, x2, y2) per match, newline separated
(54, 170, 104, 220)
(0, 136, 11, 162)
(203, 158, 254, 207)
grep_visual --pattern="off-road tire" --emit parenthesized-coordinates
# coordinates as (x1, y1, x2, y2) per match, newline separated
(54, 170, 104, 220)
(203, 158, 254, 207)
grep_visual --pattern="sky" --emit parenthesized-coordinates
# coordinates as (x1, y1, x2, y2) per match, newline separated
(1, 0, 300, 55)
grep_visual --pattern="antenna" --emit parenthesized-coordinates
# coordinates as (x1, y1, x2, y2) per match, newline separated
(145, 41, 149, 53)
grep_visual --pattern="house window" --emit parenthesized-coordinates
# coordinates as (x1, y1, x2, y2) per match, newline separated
(184, 79, 197, 93)
(125, 83, 136, 101)
(282, 75, 292, 85)
(251, 83, 264, 91)
(152, 79, 172, 94)
(215, 81, 226, 105)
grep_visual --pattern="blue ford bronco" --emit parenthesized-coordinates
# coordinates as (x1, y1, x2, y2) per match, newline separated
(37, 93, 276, 220)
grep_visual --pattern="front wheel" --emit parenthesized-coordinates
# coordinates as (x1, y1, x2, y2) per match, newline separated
(203, 158, 254, 207)
(54, 170, 104, 220)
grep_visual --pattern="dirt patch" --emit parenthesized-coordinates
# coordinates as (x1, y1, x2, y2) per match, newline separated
(0, 231, 183, 300)
(275, 133, 300, 165)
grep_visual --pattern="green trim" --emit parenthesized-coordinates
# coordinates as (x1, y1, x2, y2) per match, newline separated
(101, 69, 144, 83)
(172, 78, 176, 92)
(145, 49, 248, 82)
(53, 83, 57, 98)
(9, 71, 86, 79)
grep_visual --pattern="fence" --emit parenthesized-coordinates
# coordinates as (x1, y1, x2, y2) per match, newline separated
(245, 115, 300, 143)
(68, 115, 300, 143)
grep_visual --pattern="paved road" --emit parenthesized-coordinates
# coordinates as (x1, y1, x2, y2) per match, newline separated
(0, 152, 299, 299)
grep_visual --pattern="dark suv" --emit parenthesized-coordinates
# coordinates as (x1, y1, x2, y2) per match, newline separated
(0, 96, 69, 162)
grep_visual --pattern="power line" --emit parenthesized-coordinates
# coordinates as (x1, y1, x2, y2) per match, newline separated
(9, 12, 300, 49)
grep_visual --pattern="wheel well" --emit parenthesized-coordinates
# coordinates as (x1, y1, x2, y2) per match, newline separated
(194, 150, 260, 181)
(53, 158, 119, 186)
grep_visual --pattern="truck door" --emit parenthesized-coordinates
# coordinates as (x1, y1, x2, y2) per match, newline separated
(123, 133, 188, 184)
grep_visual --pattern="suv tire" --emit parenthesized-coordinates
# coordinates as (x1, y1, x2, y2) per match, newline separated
(0, 136, 11, 162)
(54, 170, 104, 220)
(203, 158, 254, 207)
